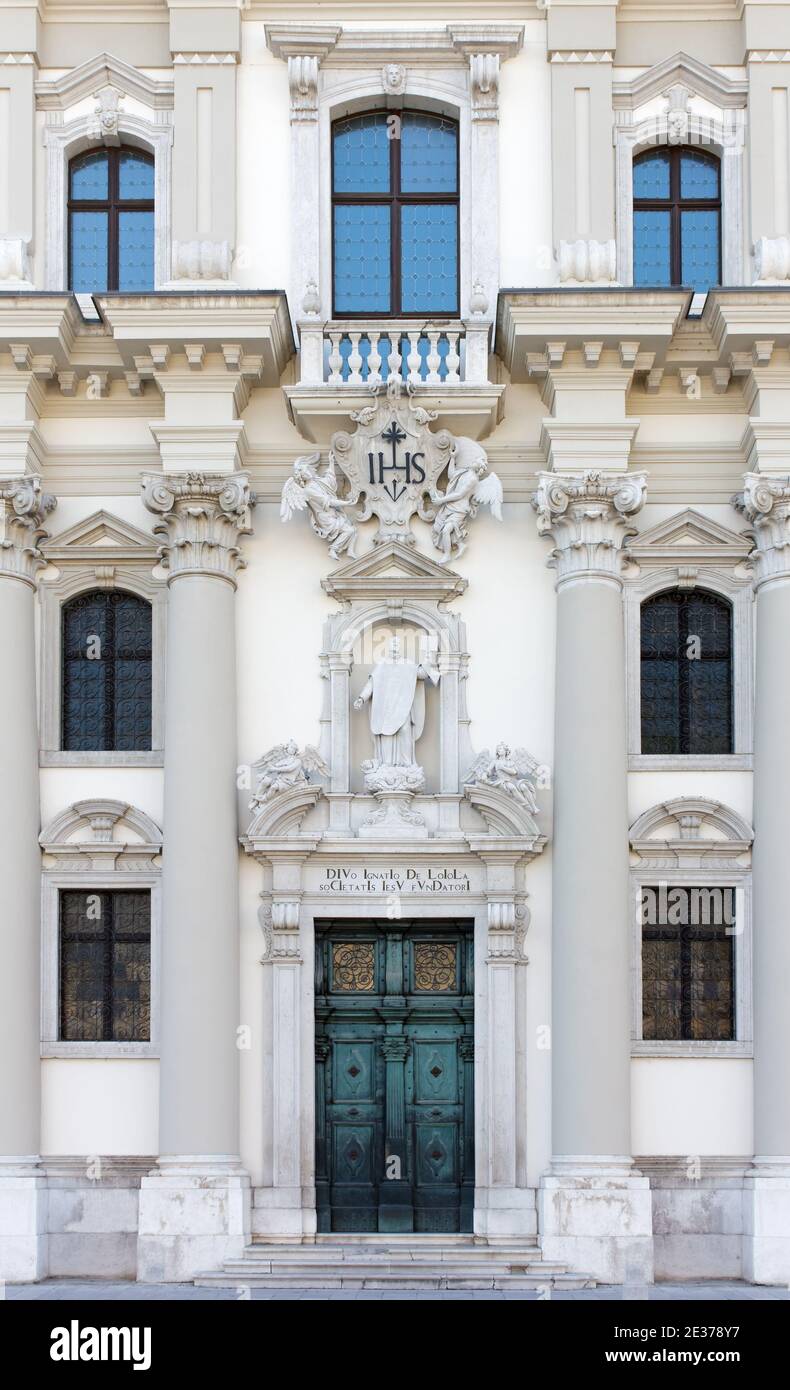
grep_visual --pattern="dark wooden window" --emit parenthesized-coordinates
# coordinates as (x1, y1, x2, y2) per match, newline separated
(68, 146, 154, 292)
(61, 590, 152, 752)
(633, 146, 721, 290)
(332, 110, 459, 317)
(640, 589, 733, 755)
(60, 889, 151, 1042)
(641, 885, 735, 1041)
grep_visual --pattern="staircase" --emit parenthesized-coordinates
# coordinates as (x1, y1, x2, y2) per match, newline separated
(194, 1235, 595, 1291)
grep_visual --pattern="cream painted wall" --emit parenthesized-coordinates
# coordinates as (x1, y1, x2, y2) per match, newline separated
(42, 1059, 159, 1155)
(631, 1058, 753, 1155)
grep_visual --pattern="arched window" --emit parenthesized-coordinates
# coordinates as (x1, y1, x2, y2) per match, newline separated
(633, 147, 720, 291)
(62, 590, 152, 752)
(68, 146, 155, 293)
(332, 110, 459, 317)
(640, 589, 733, 755)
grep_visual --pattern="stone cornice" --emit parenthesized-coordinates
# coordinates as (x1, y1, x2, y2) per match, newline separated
(533, 469, 647, 585)
(0, 474, 56, 585)
(732, 472, 790, 587)
(35, 52, 174, 110)
(141, 470, 253, 585)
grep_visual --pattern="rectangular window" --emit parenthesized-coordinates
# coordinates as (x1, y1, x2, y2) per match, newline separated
(59, 889, 151, 1042)
(641, 885, 735, 1041)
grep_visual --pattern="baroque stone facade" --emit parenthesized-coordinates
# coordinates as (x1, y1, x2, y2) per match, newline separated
(1, 0, 790, 1290)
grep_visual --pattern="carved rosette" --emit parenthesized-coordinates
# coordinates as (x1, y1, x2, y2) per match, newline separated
(141, 471, 253, 584)
(0, 476, 57, 585)
(733, 473, 790, 587)
(532, 470, 647, 584)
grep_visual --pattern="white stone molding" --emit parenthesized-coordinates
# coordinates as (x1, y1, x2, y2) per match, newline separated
(733, 473, 790, 589)
(40, 799, 162, 1059)
(35, 53, 174, 112)
(558, 238, 617, 286)
(0, 475, 56, 585)
(468, 52, 500, 122)
(141, 471, 253, 586)
(623, 509, 755, 769)
(38, 510, 166, 764)
(629, 797, 753, 1059)
(0, 236, 33, 289)
(532, 470, 647, 587)
(43, 101, 173, 291)
(169, 240, 232, 284)
(288, 55, 320, 122)
(753, 235, 790, 283)
(612, 55, 747, 287)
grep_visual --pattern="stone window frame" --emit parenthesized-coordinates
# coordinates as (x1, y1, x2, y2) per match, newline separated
(40, 56, 173, 292)
(39, 512, 166, 767)
(40, 800, 162, 1059)
(629, 798, 753, 1059)
(613, 56, 747, 288)
(623, 515, 754, 771)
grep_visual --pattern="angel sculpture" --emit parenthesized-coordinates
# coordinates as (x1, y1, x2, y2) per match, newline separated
(280, 452, 358, 560)
(464, 743, 539, 814)
(430, 437, 503, 563)
(250, 739, 329, 809)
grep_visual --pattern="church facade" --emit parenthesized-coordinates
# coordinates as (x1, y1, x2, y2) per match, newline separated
(2, 0, 790, 1289)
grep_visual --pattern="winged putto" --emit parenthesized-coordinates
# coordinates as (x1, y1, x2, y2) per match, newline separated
(280, 452, 358, 560)
(430, 437, 503, 563)
(250, 740, 329, 809)
(464, 744, 539, 813)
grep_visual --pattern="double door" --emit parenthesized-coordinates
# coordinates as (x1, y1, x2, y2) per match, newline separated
(315, 921, 474, 1233)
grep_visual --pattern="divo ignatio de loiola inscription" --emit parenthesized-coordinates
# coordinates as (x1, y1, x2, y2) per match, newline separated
(319, 866, 473, 895)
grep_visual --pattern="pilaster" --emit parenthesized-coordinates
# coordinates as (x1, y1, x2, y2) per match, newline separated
(0, 6, 40, 290)
(743, 3, 790, 281)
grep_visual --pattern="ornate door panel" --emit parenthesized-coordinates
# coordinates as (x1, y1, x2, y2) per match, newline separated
(315, 920, 474, 1234)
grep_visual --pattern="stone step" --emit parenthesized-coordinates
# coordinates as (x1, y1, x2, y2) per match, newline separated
(195, 1270, 594, 1291)
(218, 1259, 567, 1277)
(242, 1246, 545, 1263)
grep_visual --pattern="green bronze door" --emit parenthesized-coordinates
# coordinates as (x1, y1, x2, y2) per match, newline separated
(315, 920, 474, 1233)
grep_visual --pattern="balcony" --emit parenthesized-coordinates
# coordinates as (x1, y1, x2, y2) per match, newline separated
(283, 316, 505, 443)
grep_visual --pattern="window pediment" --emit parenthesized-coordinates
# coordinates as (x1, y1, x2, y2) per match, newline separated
(36, 52, 173, 114)
(41, 509, 159, 569)
(626, 508, 753, 573)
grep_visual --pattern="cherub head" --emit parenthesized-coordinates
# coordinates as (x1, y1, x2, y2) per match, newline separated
(495, 741, 511, 758)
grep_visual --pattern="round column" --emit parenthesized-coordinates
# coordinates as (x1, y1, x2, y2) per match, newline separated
(533, 470, 652, 1284)
(0, 476, 55, 1280)
(735, 475, 790, 1283)
(138, 471, 252, 1282)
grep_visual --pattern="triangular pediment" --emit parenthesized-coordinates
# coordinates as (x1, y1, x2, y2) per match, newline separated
(613, 52, 747, 112)
(35, 52, 173, 112)
(321, 541, 467, 603)
(627, 509, 752, 565)
(42, 511, 159, 564)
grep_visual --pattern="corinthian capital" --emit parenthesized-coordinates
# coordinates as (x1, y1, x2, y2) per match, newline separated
(532, 470, 647, 585)
(0, 475, 56, 585)
(733, 472, 790, 586)
(141, 471, 254, 585)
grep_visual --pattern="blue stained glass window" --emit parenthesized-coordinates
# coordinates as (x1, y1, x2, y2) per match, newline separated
(401, 113, 457, 193)
(401, 204, 458, 312)
(119, 211, 155, 291)
(70, 151, 109, 200)
(332, 109, 459, 316)
(119, 150, 155, 200)
(68, 146, 154, 293)
(333, 113, 390, 193)
(681, 209, 720, 292)
(633, 210, 671, 286)
(333, 204, 391, 313)
(632, 146, 720, 291)
(633, 150, 670, 200)
(70, 211, 109, 294)
(680, 151, 719, 200)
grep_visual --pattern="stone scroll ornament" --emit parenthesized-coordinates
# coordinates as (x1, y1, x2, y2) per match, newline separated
(280, 378, 503, 561)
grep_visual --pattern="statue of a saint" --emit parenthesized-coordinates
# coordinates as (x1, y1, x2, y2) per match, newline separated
(354, 635, 439, 769)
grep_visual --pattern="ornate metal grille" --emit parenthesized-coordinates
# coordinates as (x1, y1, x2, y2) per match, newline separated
(641, 885, 735, 1041)
(59, 889, 151, 1041)
(62, 590, 152, 752)
(640, 589, 733, 755)
(414, 942, 458, 992)
(332, 942, 376, 992)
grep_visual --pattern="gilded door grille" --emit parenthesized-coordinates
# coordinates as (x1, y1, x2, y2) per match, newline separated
(414, 941, 457, 992)
(332, 941, 375, 992)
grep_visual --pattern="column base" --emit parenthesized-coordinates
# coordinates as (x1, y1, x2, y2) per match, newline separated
(136, 1157, 250, 1283)
(538, 1157, 654, 1284)
(474, 1186, 538, 1239)
(0, 1157, 49, 1282)
(743, 1158, 790, 1284)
